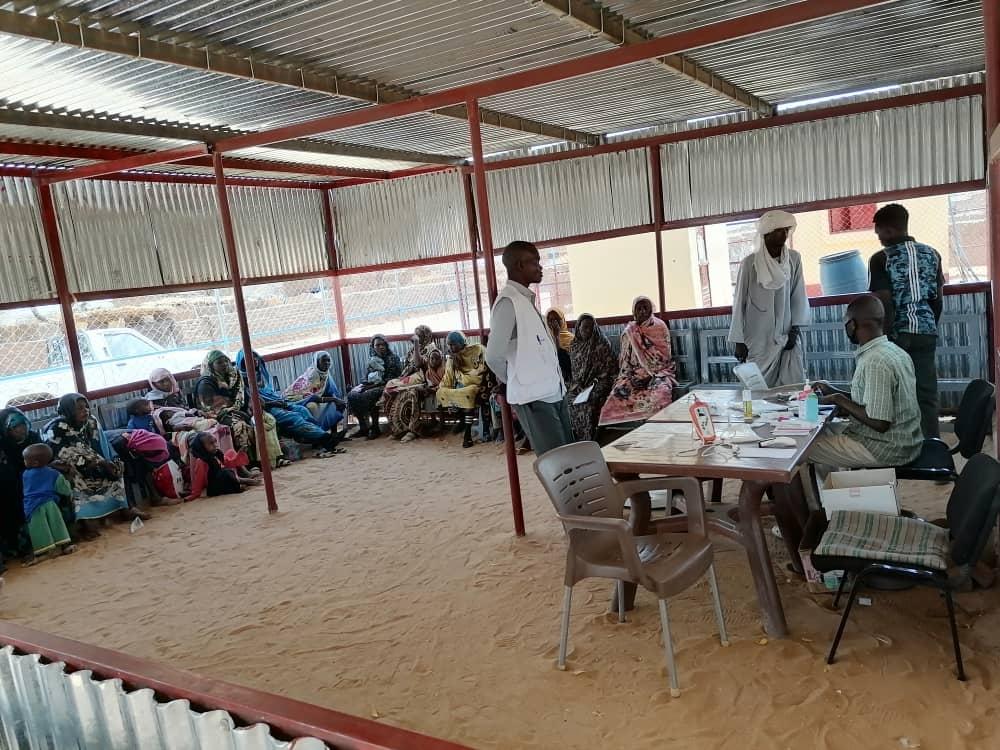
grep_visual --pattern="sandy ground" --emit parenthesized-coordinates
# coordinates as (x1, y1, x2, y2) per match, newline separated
(2, 433, 999, 750)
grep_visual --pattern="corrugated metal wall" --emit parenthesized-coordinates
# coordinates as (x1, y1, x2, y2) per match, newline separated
(661, 95, 985, 221)
(0, 647, 328, 749)
(486, 149, 652, 247)
(331, 170, 469, 269)
(0, 176, 55, 303)
(53, 181, 330, 293)
(228, 187, 328, 278)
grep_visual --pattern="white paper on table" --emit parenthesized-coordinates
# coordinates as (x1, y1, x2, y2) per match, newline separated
(718, 424, 762, 443)
(738, 447, 797, 459)
(733, 362, 768, 390)
(573, 384, 595, 405)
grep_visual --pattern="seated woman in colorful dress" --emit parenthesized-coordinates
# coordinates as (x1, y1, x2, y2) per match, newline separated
(145, 368, 234, 465)
(195, 351, 287, 469)
(388, 346, 446, 443)
(284, 351, 347, 433)
(236, 350, 342, 459)
(436, 331, 488, 448)
(348, 335, 402, 440)
(44, 393, 146, 531)
(599, 296, 677, 425)
(567, 313, 618, 441)
(381, 325, 436, 419)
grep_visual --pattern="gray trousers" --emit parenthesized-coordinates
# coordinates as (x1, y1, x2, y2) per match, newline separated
(895, 332, 939, 438)
(514, 399, 575, 457)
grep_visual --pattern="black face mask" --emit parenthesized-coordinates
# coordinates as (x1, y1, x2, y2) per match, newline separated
(844, 320, 859, 346)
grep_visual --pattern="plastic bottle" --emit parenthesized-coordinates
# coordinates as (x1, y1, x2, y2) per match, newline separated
(799, 385, 819, 422)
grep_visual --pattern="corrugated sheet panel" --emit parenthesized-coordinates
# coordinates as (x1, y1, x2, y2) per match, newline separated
(486, 149, 652, 247)
(144, 183, 230, 286)
(54, 180, 164, 293)
(0, 647, 328, 749)
(228, 187, 329, 278)
(0, 176, 56, 303)
(660, 95, 984, 221)
(332, 170, 468, 269)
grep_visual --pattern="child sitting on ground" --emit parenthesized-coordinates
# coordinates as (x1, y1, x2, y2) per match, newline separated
(125, 398, 156, 433)
(185, 432, 261, 501)
(21, 444, 77, 566)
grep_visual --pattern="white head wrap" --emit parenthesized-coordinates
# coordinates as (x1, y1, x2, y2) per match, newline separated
(753, 210, 797, 291)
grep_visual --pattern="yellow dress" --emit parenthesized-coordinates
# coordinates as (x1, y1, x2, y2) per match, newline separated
(436, 344, 486, 410)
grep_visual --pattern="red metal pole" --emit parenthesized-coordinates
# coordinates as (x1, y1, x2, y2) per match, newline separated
(211, 151, 278, 514)
(35, 181, 87, 396)
(649, 146, 667, 314)
(321, 189, 353, 387)
(986, 0, 1000, 453)
(42, 143, 210, 184)
(467, 98, 525, 537)
(462, 172, 487, 337)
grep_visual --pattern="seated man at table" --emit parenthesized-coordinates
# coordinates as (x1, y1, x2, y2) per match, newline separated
(808, 294, 922, 474)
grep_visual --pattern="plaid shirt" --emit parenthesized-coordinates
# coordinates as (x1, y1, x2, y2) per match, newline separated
(843, 336, 922, 466)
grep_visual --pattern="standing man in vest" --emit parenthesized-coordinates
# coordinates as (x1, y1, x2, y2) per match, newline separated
(485, 241, 574, 456)
(868, 203, 945, 438)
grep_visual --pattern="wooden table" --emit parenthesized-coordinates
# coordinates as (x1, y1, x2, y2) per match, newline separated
(603, 412, 819, 637)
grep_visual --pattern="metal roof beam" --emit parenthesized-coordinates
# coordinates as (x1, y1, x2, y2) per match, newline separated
(0, 107, 462, 166)
(0, 140, 390, 179)
(41, 142, 209, 183)
(537, 0, 775, 117)
(0, 9, 599, 147)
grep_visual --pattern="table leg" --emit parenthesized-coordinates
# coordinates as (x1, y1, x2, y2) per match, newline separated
(738, 479, 789, 638)
(611, 472, 650, 612)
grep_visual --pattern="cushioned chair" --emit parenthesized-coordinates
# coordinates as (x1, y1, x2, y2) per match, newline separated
(534, 441, 728, 696)
(809, 452, 1000, 681)
(896, 379, 995, 482)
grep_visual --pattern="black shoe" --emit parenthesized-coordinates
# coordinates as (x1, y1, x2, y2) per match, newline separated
(367, 426, 382, 440)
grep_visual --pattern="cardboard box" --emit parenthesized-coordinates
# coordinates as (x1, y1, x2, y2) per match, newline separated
(820, 469, 899, 516)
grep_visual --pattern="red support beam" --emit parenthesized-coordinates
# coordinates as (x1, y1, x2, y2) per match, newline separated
(486, 84, 985, 172)
(213, 0, 893, 154)
(35, 180, 86, 396)
(41, 143, 209, 184)
(986, 0, 1000, 450)
(462, 172, 487, 336)
(648, 146, 667, 313)
(321, 189, 352, 385)
(211, 151, 278, 514)
(468, 98, 525, 538)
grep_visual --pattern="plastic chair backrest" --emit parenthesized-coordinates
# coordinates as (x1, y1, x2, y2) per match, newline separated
(946, 453, 1000, 566)
(954, 379, 995, 459)
(533, 441, 624, 519)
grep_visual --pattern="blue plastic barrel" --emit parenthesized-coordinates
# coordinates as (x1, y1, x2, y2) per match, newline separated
(819, 250, 868, 296)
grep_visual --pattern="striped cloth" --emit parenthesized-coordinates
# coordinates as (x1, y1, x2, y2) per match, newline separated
(814, 510, 949, 571)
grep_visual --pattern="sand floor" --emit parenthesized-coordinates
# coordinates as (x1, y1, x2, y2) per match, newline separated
(2, 433, 999, 749)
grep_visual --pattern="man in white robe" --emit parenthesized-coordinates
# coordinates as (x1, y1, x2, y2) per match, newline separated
(728, 210, 811, 388)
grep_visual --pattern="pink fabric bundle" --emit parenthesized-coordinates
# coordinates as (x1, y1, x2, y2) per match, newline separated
(125, 429, 171, 465)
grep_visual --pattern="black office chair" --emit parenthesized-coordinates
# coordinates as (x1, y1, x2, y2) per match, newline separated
(896, 379, 995, 482)
(806, 453, 1000, 681)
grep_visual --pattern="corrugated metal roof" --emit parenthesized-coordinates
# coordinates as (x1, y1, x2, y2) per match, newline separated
(685, 0, 984, 103)
(606, 0, 801, 34)
(0, 646, 329, 749)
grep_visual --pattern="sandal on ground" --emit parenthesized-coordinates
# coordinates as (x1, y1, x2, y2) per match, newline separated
(22, 556, 38, 567)
(61, 544, 78, 555)
(313, 449, 337, 459)
(130, 508, 152, 521)
(276, 458, 293, 468)
(400, 432, 418, 444)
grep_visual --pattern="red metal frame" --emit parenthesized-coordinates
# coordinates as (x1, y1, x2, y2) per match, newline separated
(35, 180, 86, 396)
(986, 0, 1000, 438)
(211, 151, 278, 514)
(213, 0, 892, 154)
(0, 162, 334, 189)
(462, 172, 487, 336)
(648, 146, 667, 313)
(40, 143, 209, 184)
(321, 189, 352, 385)
(467, 98, 524, 538)
(0, 620, 471, 750)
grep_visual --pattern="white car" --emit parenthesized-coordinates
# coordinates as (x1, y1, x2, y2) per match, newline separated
(0, 328, 209, 408)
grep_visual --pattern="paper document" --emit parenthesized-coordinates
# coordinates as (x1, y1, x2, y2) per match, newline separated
(573, 384, 595, 405)
(733, 362, 768, 390)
